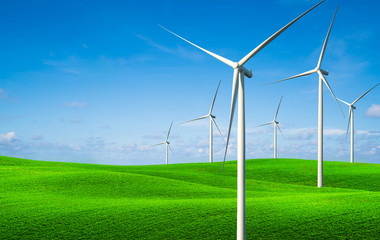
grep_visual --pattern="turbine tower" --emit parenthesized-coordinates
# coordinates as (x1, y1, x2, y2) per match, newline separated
(182, 80, 224, 163)
(268, 6, 342, 188)
(257, 96, 284, 158)
(160, 1, 324, 239)
(155, 121, 174, 165)
(338, 83, 380, 163)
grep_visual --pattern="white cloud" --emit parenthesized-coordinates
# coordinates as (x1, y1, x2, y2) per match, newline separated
(366, 104, 380, 118)
(0, 132, 17, 144)
(286, 128, 317, 140)
(68, 144, 82, 151)
(64, 101, 88, 107)
(324, 129, 346, 136)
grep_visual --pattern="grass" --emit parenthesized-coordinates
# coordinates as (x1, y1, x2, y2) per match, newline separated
(1, 156, 379, 239)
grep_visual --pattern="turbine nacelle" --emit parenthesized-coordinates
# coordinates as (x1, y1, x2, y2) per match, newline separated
(319, 68, 329, 76)
(238, 65, 253, 78)
(210, 114, 216, 119)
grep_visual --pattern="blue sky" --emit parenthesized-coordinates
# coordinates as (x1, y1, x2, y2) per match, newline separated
(0, 0, 379, 165)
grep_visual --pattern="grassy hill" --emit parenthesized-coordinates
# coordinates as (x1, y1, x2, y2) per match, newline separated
(1, 156, 379, 239)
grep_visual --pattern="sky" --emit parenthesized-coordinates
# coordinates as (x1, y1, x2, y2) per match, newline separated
(0, 0, 379, 165)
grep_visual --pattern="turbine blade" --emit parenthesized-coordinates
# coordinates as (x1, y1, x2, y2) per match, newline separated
(181, 115, 208, 124)
(154, 142, 166, 146)
(256, 121, 273, 128)
(238, 0, 325, 66)
(345, 108, 352, 140)
(222, 69, 239, 171)
(166, 121, 173, 141)
(317, 6, 339, 68)
(159, 25, 237, 68)
(276, 124, 285, 140)
(337, 98, 351, 106)
(352, 82, 380, 105)
(265, 69, 315, 85)
(274, 96, 283, 121)
(168, 144, 175, 158)
(319, 72, 345, 117)
(209, 80, 221, 114)
(211, 117, 225, 142)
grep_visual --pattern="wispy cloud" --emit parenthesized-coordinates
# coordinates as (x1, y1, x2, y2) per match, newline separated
(32, 134, 43, 141)
(135, 33, 204, 61)
(64, 101, 88, 107)
(43, 56, 80, 74)
(68, 119, 82, 123)
(366, 104, 380, 118)
(0, 88, 7, 98)
(86, 137, 105, 149)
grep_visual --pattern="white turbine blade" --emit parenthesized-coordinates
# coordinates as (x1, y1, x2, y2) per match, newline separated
(211, 117, 225, 142)
(222, 69, 239, 171)
(256, 121, 273, 128)
(276, 123, 285, 140)
(319, 72, 345, 117)
(181, 115, 208, 124)
(238, 0, 325, 66)
(209, 80, 221, 114)
(274, 96, 283, 121)
(317, 6, 339, 68)
(168, 144, 175, 158)
(352, 82, 380, 105)
(345, 108, 352, 140)
(154, 141, 166, 146)
(166, 121, 173, 141)
(337, 98, 351, 106)
(265, 69, 315, 85)
(159, 25, 237, 68)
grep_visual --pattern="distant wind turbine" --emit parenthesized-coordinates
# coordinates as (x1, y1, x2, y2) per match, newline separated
(155, 121, 174, 165)
(267, 6, 342, 188)
(182, 80, 225, 163)
(160, 1, 324, 238)
(338, 83, 380, 163)
(257, 96, 284, 158)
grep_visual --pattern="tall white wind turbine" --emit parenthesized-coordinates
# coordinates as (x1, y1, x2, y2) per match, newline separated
(155, 121, 174, 165)
(182, 80, 224, 163)
(257, 96, 284, 158)
(160, 1, 324, 239)
(338, 83, 380, 163)
(268, 6, 343, 188)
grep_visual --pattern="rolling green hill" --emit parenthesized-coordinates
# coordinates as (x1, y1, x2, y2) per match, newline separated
(1, 156, 379, 239)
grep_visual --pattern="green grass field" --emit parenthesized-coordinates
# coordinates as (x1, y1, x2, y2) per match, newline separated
(1, 156, 379, 239)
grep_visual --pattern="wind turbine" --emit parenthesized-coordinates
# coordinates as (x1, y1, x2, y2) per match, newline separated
(338, 83, 380, 163)
(267, 6, 343, 188)
(257, 96, 284, 158)
(160, 1, 324, 239)
(155, 121, 174, 165)
(182, 80, 225, 163)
